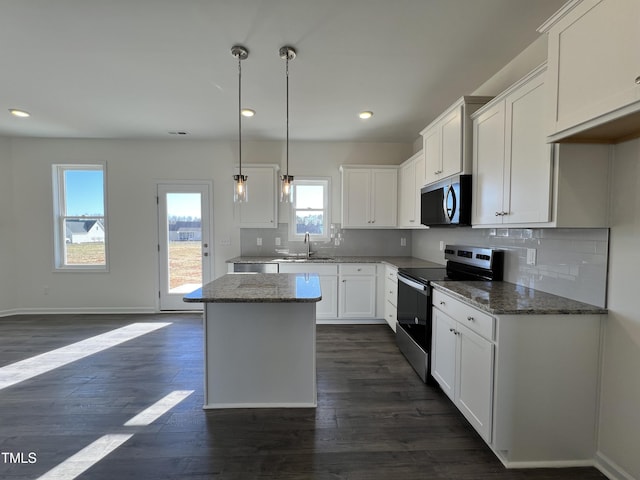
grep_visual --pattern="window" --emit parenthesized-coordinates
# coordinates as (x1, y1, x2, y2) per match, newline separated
(289, 178, 330, 241)
(52, 164, 108, 270)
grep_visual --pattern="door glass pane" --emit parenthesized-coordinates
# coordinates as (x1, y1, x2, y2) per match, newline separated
(166, 193, 202, 293)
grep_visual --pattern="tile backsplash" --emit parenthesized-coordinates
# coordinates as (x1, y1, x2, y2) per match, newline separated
(240, 224, 609, 308)
(240, 224, 412, 257)
(411, 227, 609, 308)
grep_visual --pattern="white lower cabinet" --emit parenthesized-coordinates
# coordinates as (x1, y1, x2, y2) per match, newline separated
(432, 299, 494, 442)
(338, 264, 377, 318)
(278, 262, 379, 321)
(432, 288, 603, 467)
(278, 263, 338, 319)
(383, 265, 398, 331)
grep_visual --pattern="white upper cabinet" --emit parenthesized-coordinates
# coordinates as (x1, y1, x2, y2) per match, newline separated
(398, 150, 427, 229)
(237, 164, 279, 228)
(420, 96, 492, 185)
(539, 0, 640, 142)
(472, 64, 610, 228)
(473, 66, 552, 225)
(340, 166, 398, 228)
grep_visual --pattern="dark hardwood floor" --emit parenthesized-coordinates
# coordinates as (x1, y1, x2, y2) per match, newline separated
(0, 314, 607, 479)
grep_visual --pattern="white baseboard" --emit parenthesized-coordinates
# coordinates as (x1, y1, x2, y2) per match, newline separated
(595, 451, 636, 480)
(8, 307, 157, 315)
(203, 401, 317, 409)
(0, 308, 19, 318)
(499, 458, 595, 469)
(316, 318, 386, 325)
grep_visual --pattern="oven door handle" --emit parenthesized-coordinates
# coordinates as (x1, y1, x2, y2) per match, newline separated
(398, 274, 428, 291)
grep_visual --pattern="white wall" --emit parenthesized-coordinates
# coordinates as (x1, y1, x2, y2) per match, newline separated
(5, 137, 410, 313)
(597, 138, 640, 480)
(0, 138, 16, 315)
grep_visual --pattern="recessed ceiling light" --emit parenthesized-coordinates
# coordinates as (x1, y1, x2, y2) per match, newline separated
(359, 111, 373, 120)
(9, 108, 30, 118)
(241, 108, 255, 117)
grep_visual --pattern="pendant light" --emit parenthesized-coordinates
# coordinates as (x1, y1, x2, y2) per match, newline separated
(279, 46, 296, 203)
(231, 45, 249, 203)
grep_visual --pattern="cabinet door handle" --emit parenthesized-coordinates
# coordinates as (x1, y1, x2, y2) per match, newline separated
(449, 328, 455, 333)
(467, 316, 474, 322)
(439, 301, 445, 305)
(636, 75, 640, 85)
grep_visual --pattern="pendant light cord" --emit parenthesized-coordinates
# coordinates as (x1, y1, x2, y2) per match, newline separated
(285, 54, 289, 176)
(238, 54, 242, 177)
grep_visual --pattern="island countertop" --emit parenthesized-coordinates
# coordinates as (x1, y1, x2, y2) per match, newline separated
(183, 273, 322, 303)
(431, 280, 607, 315)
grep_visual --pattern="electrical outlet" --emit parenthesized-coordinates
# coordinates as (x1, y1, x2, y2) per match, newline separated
(526, 248, 537, 266)
(439, 241, 444, 251)
(219, 237, 231, 246)
(275, 237, 281, 246)
(256, 237, 262, 246)
(400, 237, 407, 247)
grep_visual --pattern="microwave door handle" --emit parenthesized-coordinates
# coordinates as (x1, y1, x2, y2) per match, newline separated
(398, 274, 428, 291)
(444, 185, 457, 221)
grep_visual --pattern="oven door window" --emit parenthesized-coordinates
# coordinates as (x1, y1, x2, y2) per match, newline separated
(397, 279, 429, 350)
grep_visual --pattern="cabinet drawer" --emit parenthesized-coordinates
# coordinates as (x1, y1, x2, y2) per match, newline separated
(385, 277, 398, 306)
(433, 289, 494, 341)
(386, 266, 398, 282)
(278, 263, 338, 275)
(339, 264, 376, 276)
(385, 301, 397, 328)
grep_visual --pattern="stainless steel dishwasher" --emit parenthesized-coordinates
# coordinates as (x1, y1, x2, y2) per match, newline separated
(232, 263, 278, 273)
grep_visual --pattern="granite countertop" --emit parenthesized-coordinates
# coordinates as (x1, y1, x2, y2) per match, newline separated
(183, 273, 322, 303)
(432, 281, 607, 315)
(226, 255, 443, 269)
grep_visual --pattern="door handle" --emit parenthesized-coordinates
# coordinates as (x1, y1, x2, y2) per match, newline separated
(443, 184, 456, 221)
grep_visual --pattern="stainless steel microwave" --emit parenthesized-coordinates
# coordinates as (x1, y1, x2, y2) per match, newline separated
(420, 174, 472, 227)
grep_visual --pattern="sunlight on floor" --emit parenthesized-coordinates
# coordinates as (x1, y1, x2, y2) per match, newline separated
(0, 322, 171, 391)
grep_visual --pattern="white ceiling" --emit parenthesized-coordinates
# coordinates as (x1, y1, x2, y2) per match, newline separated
(0, 0, 565, 143)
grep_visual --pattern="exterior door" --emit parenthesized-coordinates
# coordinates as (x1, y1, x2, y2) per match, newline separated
(157, 183, 212, 311)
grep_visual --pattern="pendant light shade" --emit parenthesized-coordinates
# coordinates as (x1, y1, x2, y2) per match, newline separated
(232, 45, 249, 203)
(279, 46, 296, 203)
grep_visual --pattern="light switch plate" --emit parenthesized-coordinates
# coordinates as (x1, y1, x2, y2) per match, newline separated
(526, 248, 537, 266)
(256, 237, 262, 246)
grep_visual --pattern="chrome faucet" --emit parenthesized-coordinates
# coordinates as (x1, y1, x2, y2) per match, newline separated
(304, 232, 311, 259)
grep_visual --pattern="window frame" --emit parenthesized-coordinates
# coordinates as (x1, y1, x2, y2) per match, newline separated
(288, 177, 331, 242)
(52, 163, 109, 272)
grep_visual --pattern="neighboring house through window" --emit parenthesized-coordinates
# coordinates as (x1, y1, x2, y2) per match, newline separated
(52, 164, 108, 270)
(289, 178, 330, 241)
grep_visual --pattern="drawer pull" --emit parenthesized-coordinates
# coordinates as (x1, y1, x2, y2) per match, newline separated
(636, 75, 640, 85)
(467, 316, 474, 322)
(439, 301, 445, 305)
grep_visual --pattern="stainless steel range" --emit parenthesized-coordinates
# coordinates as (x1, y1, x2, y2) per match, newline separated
(396, 245, 504, 383)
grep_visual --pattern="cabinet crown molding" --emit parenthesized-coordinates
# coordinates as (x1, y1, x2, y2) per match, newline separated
(537, 0, 584, 33)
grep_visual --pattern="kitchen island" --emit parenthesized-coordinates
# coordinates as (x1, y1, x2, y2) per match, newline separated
(184, 273, 322, 409)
